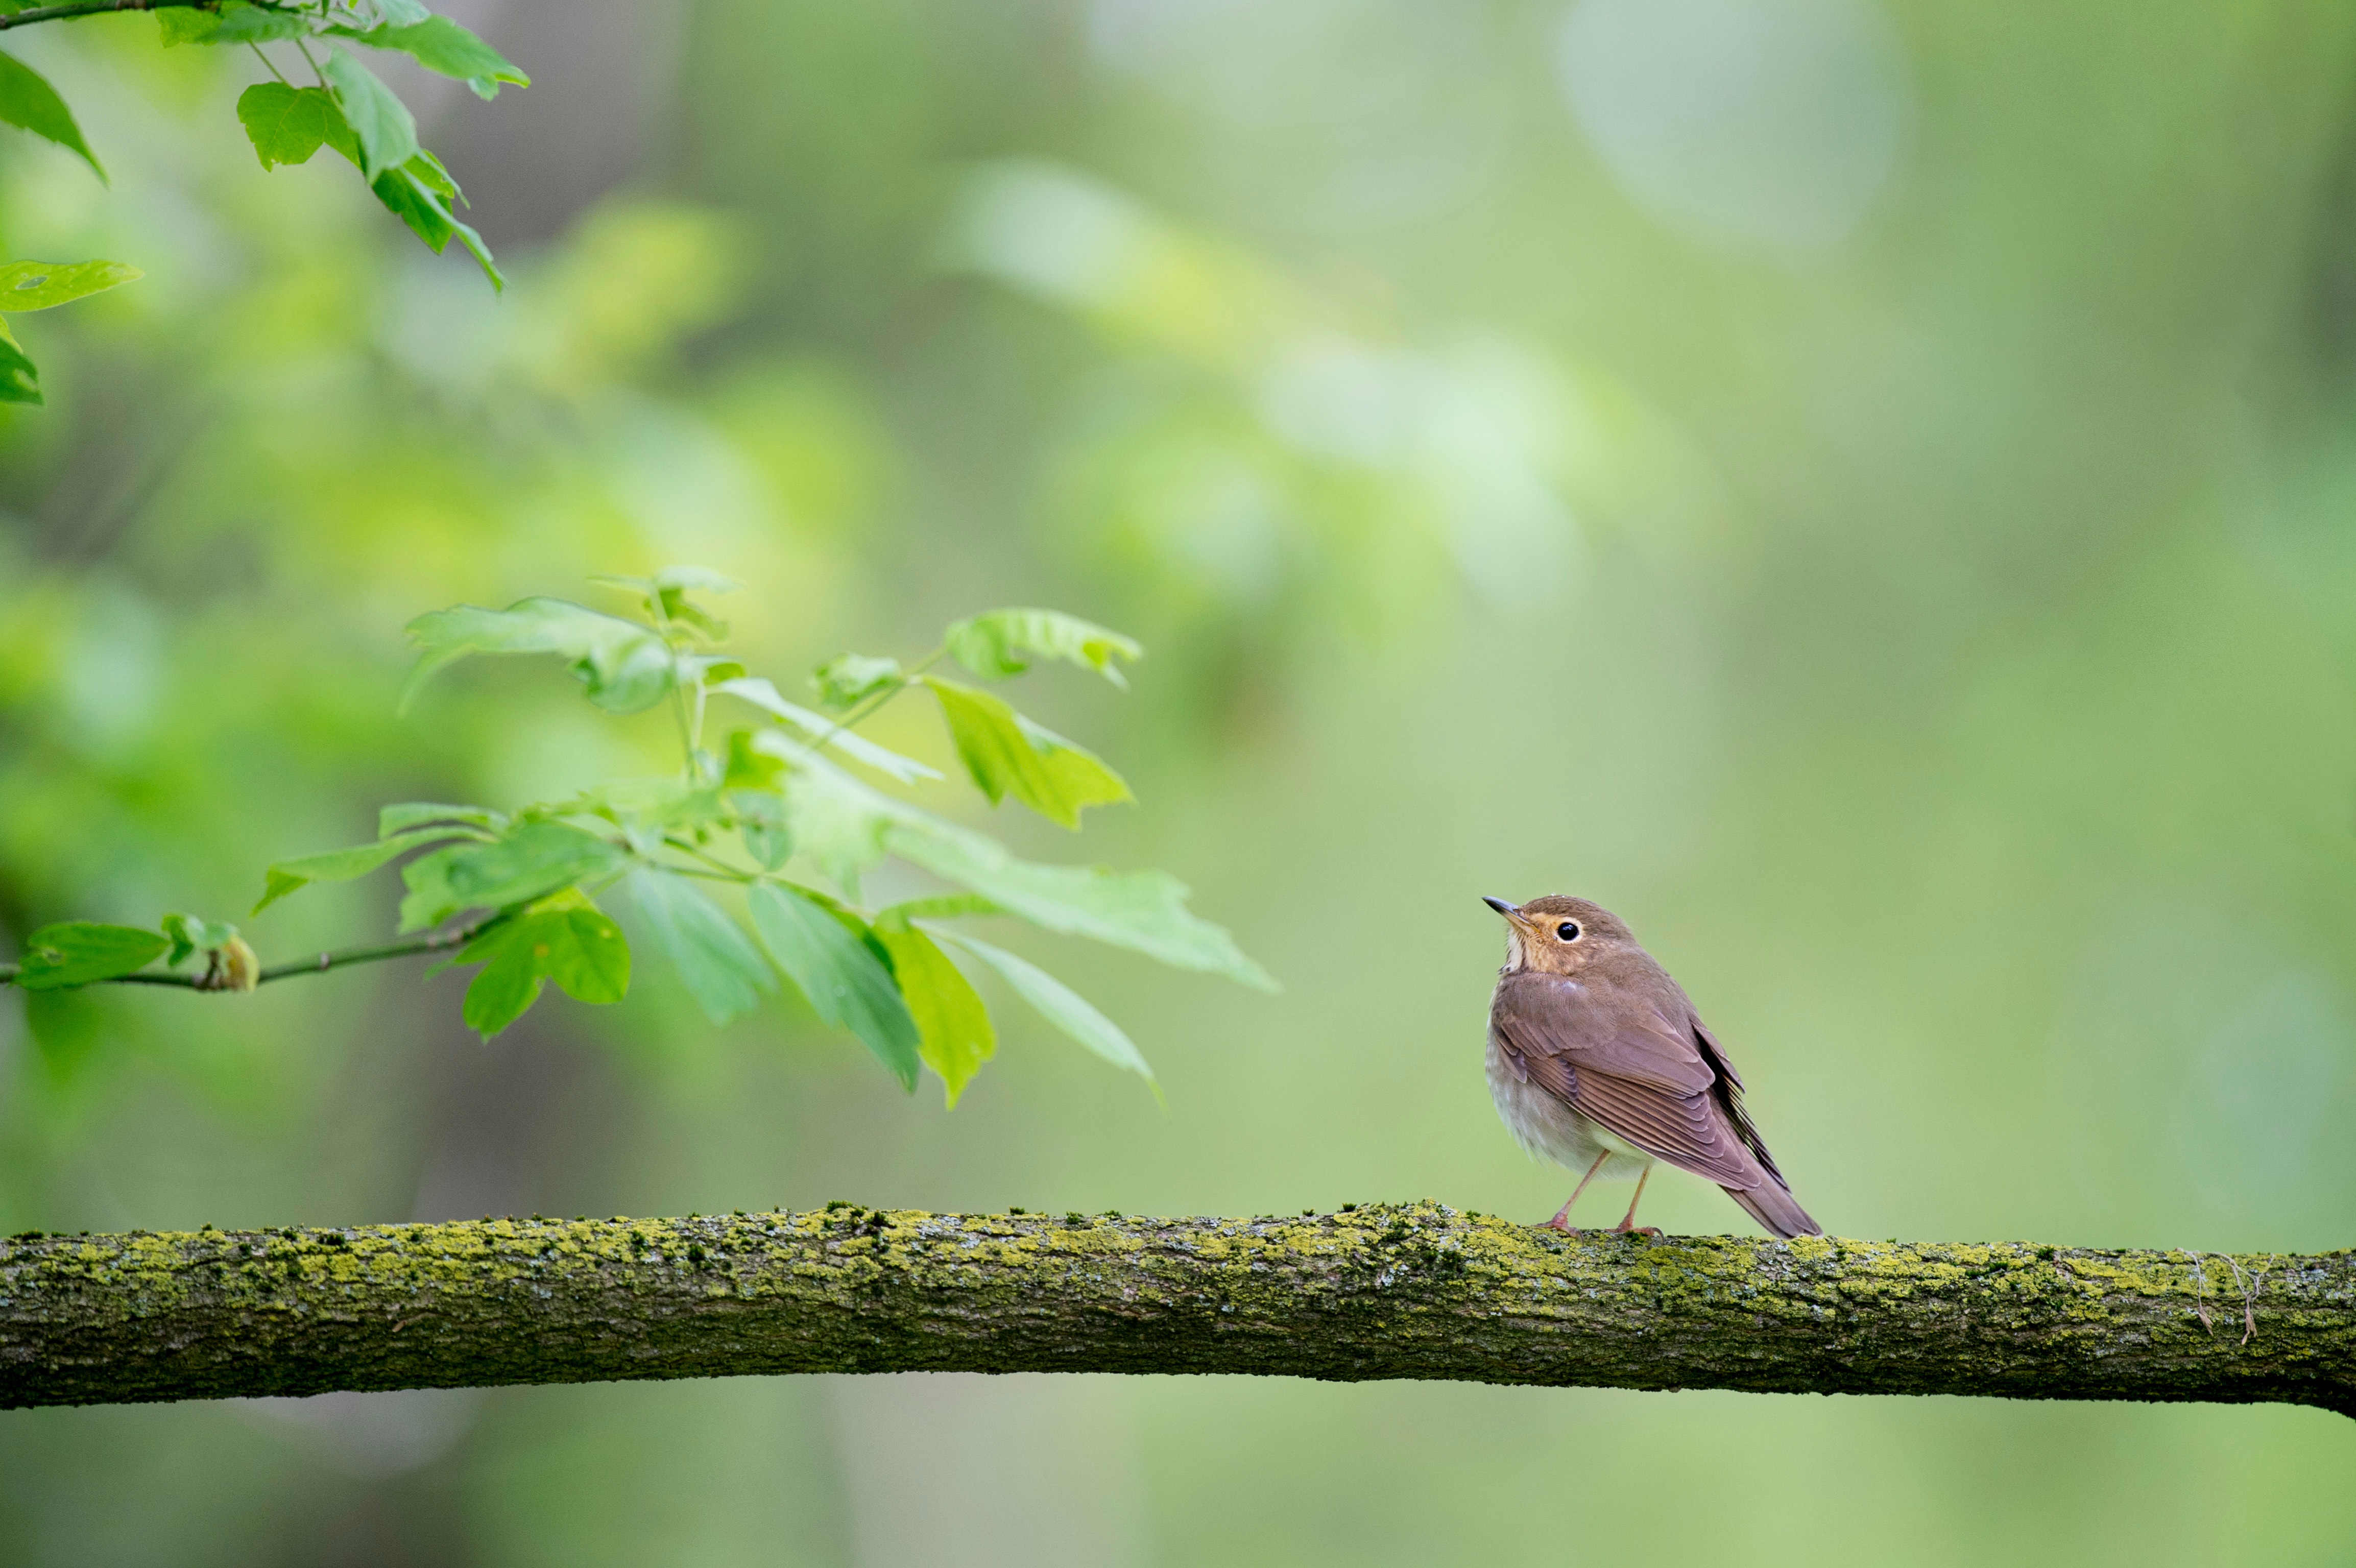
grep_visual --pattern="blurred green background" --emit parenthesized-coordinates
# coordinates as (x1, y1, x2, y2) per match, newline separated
(5, 0, 2356, 1560)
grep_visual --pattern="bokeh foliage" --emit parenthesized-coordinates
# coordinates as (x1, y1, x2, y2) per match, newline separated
(4, 0, 2356, 1563)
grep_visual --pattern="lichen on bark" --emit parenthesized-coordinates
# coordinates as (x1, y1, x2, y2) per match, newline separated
(1, 1202, 2348, 1415)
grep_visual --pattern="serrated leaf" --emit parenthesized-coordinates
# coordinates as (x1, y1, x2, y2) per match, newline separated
(0, 315, 37, 405)
(926, 677, 1132, 828)
(884, 824, 1276, 991)
(456, 902, 630, 1038)
(871, 925, 993, 1104)
(405, 147, 460, 203)
(747, 882, 921, 1088)
(371, 165, 503, 291)
(403, 597, 674, 713)
(930, 929, 1154, 1084)
(236, 82, 355, 170)
(0, 50, 102, 181)
(12, 922, 168, 991)
(629, 870, 774, 1024)
(160, 912, 239, 968)
(716, 678, 942, 783)
(321, 49, 417, 180)
(257, 824, 485, 914)
(756, 738, 1275, 990)
(345, 15, 529, 100)
(944, 608, 1141, 688)
(810, 654, 901, 711)
(397, 822, 629, 933)
(0, 259, 141, 314)
(379, 802, 507, 837)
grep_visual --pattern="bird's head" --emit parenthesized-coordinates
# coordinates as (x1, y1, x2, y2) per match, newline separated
(1482, 894, 1631, 975)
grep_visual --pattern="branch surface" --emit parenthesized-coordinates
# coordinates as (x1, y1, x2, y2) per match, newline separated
(2, 1203, 2349, 1415)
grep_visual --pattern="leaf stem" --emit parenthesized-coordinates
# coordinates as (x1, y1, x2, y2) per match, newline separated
(249, 40, 290, 86)
(812, 646, 945, 754)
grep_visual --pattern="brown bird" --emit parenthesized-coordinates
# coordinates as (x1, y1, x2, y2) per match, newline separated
(1483, 894, 1821, 1239)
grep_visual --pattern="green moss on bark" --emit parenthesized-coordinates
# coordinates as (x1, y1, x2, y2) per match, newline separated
(1, 1203, 2348, 1414)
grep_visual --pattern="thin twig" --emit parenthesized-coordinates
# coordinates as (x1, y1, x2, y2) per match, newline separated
(0, 0, 205, 34)
(5, 918, 506, 992)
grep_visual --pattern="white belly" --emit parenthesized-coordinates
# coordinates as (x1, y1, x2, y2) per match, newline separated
(1487, 1035, 1652, 1180)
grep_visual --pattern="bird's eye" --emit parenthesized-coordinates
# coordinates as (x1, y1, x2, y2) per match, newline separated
(1555, 922, 1580, 942)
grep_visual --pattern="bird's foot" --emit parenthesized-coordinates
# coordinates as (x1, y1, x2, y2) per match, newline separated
(1613, 1224, 1663, 1238)
(1543, 1216, 1584, 1234)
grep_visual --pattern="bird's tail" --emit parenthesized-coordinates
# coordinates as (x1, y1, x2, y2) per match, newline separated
(1724, 1180, 1822, 1239)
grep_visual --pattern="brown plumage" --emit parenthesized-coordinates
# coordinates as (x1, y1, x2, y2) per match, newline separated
(1483, 894, 1821, 1239)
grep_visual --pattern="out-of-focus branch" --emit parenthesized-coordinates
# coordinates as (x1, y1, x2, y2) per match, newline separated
(0, 0, 204, 34)
(2, 1203, 2348, 1415)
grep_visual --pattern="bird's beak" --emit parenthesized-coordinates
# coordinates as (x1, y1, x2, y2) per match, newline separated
(1482, 896, 1520, 920)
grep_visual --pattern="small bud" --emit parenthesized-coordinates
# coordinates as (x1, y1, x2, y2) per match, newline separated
(221, 936, 260, 993)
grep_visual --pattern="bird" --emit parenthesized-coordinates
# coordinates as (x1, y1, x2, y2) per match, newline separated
(1483, 894, 1821, 1239)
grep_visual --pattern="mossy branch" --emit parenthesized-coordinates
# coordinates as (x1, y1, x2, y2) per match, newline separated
(3, 1202, 2349, 1415)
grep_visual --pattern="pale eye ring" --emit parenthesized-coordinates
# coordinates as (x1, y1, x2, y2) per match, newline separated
(1555, 921, 1580, 942)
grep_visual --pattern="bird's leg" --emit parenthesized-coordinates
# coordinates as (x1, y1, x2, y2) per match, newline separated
(1547, 1150, 1615, 1232)
(1612, 1164, 1662, 1238)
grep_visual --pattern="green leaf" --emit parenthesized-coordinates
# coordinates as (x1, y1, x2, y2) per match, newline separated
(397, 822, 629, 933)
(12, 922, 168, 991)
(371, 165, 504, 291)
(734, 792, 792, 872)
(365, 0, 432, 26)
(0, 259, 141, 314)
(756, 738, 1274, 990)
(629, 870, 774, 1024)
(884, 823, 1277, 991)
(379, 802, 507, 837)
(926, 677, 1133, 828)
(346, 15, 529, 100)
(257, 824, 485, 914)
(321, 49, 418, 181)
(0, 315, 37, 405)
(236, 82, 355, 171)
(875, 893, 1000, 925)
(157, 9, 222, 45)
(456, 900, 630, 1039)
(0, 50, 101, 181)
(210, 3, 311, 44)
(160, 912, 239, 968)
(403, 597, 674, 713)
(944, 608, 1142, 688)
(871, 925, 994, 1104)
(930, 929, 1154, 1084)
(746, 883, 921, 1088)
(405, 147, 460, 203)
(810, 654, 901, 711)
(715, 679, 942, 783)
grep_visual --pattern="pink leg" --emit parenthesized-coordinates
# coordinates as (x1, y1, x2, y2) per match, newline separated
(1612, 1165, 1661, 1237)
(1546, 1150, 1615, 1232)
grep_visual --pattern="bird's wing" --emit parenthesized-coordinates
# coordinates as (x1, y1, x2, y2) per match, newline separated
(1492, 970, 1767, 1188)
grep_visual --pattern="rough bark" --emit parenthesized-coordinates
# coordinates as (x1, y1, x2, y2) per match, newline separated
(2, 1202, 2348, 1415)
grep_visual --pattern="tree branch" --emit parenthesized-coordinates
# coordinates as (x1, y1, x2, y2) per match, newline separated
(2, 1202, 2348, 1414)
(0, 0, 205, 34)
(0, 918, 502, 991)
